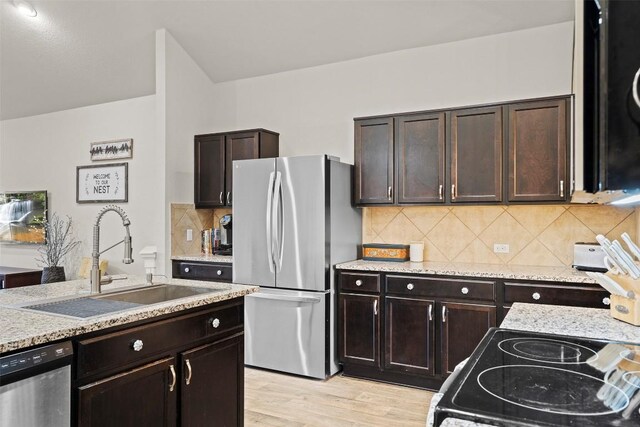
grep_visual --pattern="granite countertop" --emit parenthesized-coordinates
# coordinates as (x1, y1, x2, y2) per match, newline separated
(0, 276, 257, 353)
(171, 254, 233, 263)
(336, 259, 596, 284)
(501, 302, 640, 343)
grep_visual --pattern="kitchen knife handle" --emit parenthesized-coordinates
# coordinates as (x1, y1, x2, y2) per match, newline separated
(560, 180, 564, 198)
(633, 66, 640, 109)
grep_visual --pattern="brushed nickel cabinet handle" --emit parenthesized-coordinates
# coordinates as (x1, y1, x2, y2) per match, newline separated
(438, 184, 443, 200)
(451, 184, 456, 200)
(428, 304, 432, 321)
(633, 67, 640, 109)
(373, 300, 378, 316)
(185, 359, 192, 385)
(442, 306, 447, 323)
(227, 192, 231, 204)
(219, 192, 223, 204)
(169, 365, 176, 392)
(387, 186, 392, 201)
(560, 180, 564, 198)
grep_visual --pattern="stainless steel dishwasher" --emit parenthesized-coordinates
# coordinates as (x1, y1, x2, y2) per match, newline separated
(0, 341, 73, 427)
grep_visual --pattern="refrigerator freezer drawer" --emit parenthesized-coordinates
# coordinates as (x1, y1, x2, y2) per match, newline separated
(245, 288, 328, 379)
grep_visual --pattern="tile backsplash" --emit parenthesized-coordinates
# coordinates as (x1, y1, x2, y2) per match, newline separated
(363, 205, 638, 267)
(171, 204, 232, 256)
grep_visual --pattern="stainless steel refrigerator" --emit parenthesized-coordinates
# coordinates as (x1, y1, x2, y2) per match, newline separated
(233, 155, 361, 379)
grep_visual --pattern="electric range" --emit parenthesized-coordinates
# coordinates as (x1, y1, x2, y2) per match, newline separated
(434, 328, 640, 426)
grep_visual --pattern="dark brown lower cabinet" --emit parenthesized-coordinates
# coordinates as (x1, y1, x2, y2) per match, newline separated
(339, 293, 380, 367)
(78, 357, 177, 427)
(440, 302, 496, 375)
(180, 334, 243, 427)
(384, 297, 435, 376)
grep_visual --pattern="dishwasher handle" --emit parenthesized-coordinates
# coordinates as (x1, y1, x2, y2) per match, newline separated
(248, 292, 322, 304)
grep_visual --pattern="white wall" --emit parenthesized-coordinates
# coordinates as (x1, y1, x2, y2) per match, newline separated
(209, 22, 574, 163)
(0, 95, 163, 277)
(155, 29, 217, 272)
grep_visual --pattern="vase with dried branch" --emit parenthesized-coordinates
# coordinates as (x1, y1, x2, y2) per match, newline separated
(36, 213, 81, 283)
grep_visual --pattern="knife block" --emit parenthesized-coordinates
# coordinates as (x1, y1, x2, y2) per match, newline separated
(604, 272, 640, 326)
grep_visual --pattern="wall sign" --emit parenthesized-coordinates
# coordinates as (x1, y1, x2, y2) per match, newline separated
(76, 163, 128, 203)
(90, 138, 133, 161)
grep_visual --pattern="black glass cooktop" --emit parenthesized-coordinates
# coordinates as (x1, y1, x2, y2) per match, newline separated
(434, 328, 640, 426)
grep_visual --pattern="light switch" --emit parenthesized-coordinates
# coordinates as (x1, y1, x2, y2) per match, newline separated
(186, 229, 193, 241)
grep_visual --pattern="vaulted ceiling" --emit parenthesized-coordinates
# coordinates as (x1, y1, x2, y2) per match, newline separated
(1, 0, 574, 120)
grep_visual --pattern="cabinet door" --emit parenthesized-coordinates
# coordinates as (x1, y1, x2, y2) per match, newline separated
(396, 113, 445, 204)
(384, 297, 435, 376)
(225, 132, 260, 206)
(354, 118, 394, 204)
(450, 107, 503, 202)
(180, 334, 244, 427)
(508, 99, 568, 202)
(194, 134, 226, 208)
(78, 357, 177, 427)
(339, 293, 381, 367)
(440, 302, 496, 376)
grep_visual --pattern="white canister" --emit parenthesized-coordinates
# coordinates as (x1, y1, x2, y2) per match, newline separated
(410, 241, 424, 262)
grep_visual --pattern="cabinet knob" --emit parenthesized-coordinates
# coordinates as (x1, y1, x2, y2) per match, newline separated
(132, 339, 144, 352)
(355, 279, 363, 286)
(217, 270, 222, 276)
(603, 297, 611, 306)
(532, 292, 541, 301)
(184, 267, 190, 273)
(461, 287, 469, 295)
(407, 283, 414, 291)
(211, 318, 220, 328)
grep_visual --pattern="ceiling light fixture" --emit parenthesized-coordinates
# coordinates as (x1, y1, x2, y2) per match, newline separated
(13, 0, 37, 18)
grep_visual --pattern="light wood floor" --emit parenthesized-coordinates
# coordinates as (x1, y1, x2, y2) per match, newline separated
(245, 368, 434, 426)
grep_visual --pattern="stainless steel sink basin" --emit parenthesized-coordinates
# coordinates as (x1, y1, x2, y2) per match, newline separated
(19, 284, 228, 319)
(93, 284, 223, 305)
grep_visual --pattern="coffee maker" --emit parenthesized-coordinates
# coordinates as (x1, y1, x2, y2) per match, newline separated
(218, 214, 232, 255)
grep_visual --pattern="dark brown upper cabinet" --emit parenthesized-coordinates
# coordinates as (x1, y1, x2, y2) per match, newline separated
(449, 107, 503, 203)
(195, 129, 279, 208)
(354, 95, 571, 206)
(396, 113, 446, 204)
(354, 118, 394, 204)
(508, 99, 568, 202)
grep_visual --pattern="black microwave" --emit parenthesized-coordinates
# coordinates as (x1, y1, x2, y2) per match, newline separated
(583, 0, 640, 193)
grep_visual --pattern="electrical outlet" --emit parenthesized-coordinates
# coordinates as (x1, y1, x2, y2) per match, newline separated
(186, 229, 193, 241)
(493, 243, 510, 253)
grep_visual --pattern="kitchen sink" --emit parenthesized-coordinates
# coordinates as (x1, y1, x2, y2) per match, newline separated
(93, 284, 222, 305)
(19, 284, 229, 319)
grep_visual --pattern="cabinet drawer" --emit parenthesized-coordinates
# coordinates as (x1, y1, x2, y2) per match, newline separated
(340, 272, 381, 293)
(386, 275, 495, 301)
(77, 303, 242, 378)
(504, 282, 610, 308)
(173, 262, 232, 282)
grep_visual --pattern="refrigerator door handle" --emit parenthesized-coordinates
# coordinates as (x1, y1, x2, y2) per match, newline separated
(272, 171, 284, 271)
(248, 292, 321, 304)
(265, 171, 276, 273)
